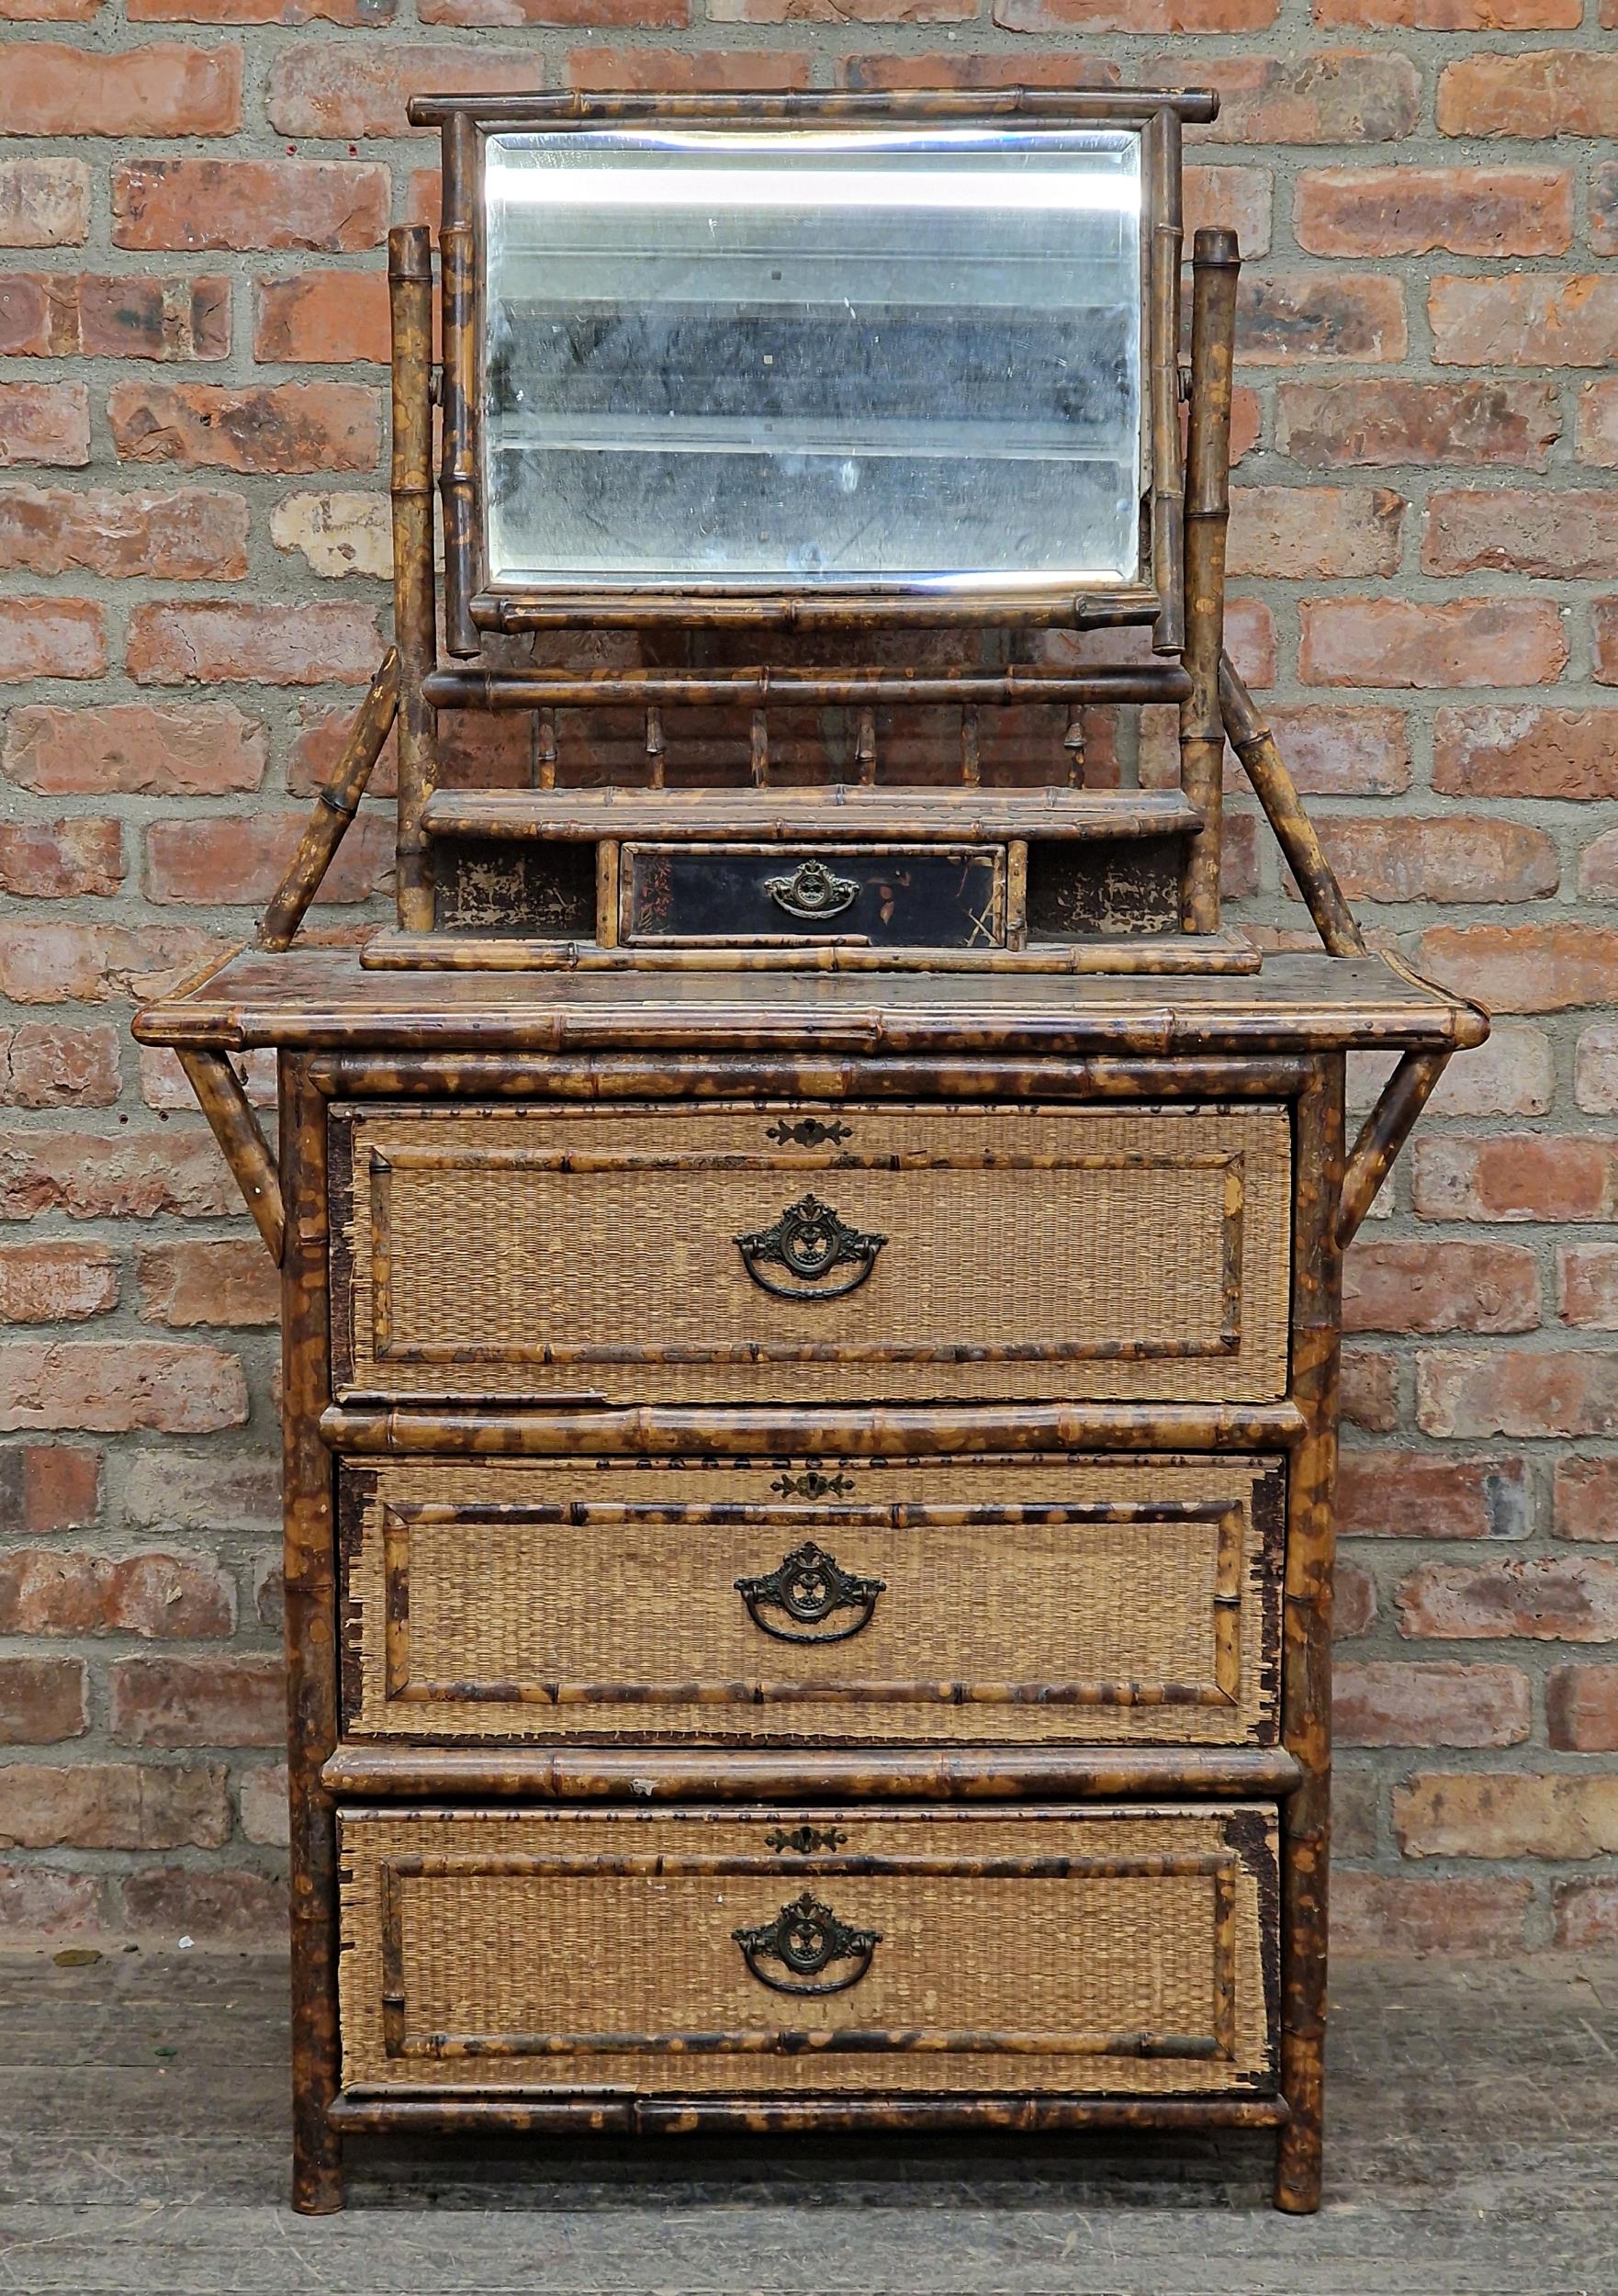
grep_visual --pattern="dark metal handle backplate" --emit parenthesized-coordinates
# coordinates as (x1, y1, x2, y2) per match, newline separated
(733, 1891, 881, 1997)
(766, 860, 859, 920)
(735, 1193, 885, 1302)
(736, 1540, 885, 1645)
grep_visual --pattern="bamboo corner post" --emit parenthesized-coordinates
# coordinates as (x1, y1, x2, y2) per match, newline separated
(391, 222, 439, 933)
(1179, 226, 1240, 935)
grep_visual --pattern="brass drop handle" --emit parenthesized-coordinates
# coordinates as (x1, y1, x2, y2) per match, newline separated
(733, 1891, 881, 1997)
(736, 1540, 885, 1646)
(766, 859, 859, 920)
(735, 1193, 885, 1302)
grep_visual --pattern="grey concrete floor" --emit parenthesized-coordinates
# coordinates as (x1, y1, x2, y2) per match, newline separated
(1, 1950, 1614, 2295)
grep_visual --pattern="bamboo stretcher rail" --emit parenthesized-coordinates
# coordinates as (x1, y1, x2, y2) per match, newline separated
(421, 666, 1194, 711)
(408, 89, 1221, 125)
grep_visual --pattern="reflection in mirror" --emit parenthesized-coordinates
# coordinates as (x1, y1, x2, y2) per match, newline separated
(483, 125, 1145, 595)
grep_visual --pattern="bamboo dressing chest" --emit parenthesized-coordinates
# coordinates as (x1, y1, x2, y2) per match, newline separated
(135, 86, 1486, 2215)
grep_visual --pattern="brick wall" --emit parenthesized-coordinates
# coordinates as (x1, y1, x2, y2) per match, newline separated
(2, 0, 1617, 1951)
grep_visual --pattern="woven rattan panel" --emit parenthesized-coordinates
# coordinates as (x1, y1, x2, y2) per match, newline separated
(339, 1455, 1284, 1745)
(338, 1805, 1277, 2096)
(331, 1101, 1292, 1405)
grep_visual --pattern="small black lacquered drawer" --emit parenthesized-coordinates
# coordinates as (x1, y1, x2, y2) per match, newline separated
(620, 841, 1005, 947)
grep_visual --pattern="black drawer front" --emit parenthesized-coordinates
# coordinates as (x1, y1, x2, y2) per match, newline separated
(622, 842, 1005, 947)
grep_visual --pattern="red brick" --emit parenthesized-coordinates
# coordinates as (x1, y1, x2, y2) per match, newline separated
(1343, 1239, 1540, 1334)
(1336, 1661, 1530, 1749)
(0, 1865, 102, 1936)
(1277, 377, 1559, 473)
(1371, 1023, 1552, 1119)
(267, 44, 544, 136)
(840, 51, 1123, 91)
(0, 921, 219, 1007)
(1576, 1021, 1618, 1114)
(0, 159, 91, 248)
(1334, 1560, 1378, 1639)
(1185, 167, 1272, 261)
(136, 1238, 279, 1327)
(0, 381, 90, 467)
(0, 1761, 228, 1851)
(1401, 1553, 1618, 1644)
(0, 818, 122, 898)
(1556, 1244, 1618, 1328)
(240, 1761, 288, 1845)
(0, 1548, 233, 1637)
(1343, 1345, 1399, 1431)
(1296, 166, 1569, 257)
(1416, 1136, 1616, 1222)
(1546, 1665, 1618, 1752)
(1182, 51, 1421, 145)
(0, 1127, 234, 1219)
(0, 599, 105, 682)
(120, 1865, 284, 1939)
(127, 602, 379, 687)
(114, 160, 388, 253)
(1426, 489, 1618, 580)
(1243, 705, 1410, 796)
(139, 1043, 274, 1111)
(108, 381, 378, 476)
(1556, 1458, 1618, 1543)
(0, 1657, 86, 1743)
(0, 274, 229, 361)
(1576, 379, 1618, 467)
(4, 701, 265, 796)
(1579, 827, 1618, 901)
(1333, 1873, 1532, 1956)
(1554, 1880, 1618, 1949)
(123, 1447, 278, 1530)
(145, 808, 389, 905)
(1419, 1345, 1618, 1438)
(1315, 815, 1555, 906)
(0, 1444, 101, 1535)
(0, 485, 246, 582)
(1434, 706, 1618, 800)
(0, 1021, 121, 1109)
(1320, 0, 1574, 22)
(1299, 598, 1567, 689)
(109, 1655, 282, 1748)
(0, 1343, 247, 1435)
(1395, 1772, 1618, 1860)
(1227, 485, 1402, 580)
(129, 0, 390, 17)
(1597, 602, 1618, 685)
(0, 0, 100, 14)
(253, 271, 389, 365)
(567, 49, 812, 92)
(1431, 276, 1618, 368)
(0, 42, 242, 135)
(1236, 275, 1405, 366)
(1339, 1452, 1528, 1542)
(269, 491, 388, 579)
(1418, 924, 1618, 1014)
(994, 0, 1274, 23)
(1437, 51, 1618, 139)
(0, 1244, 119, 1325)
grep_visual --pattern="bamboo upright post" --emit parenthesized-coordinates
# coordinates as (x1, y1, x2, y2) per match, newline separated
(1148, 107, 1186, 658)
(438, 111, 480, 660)
(1179, 226, 1241, 933)
(390, 227, 438, 934)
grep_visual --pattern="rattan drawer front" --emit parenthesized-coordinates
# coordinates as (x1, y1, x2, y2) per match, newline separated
(331, 1101, 1292, 1405)
(338, 1804, 1278, 2097)
(339, 1454, 1284, 1747)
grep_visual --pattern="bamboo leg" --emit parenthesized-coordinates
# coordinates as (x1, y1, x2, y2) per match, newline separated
(178, 1051, 283, 1263)
(1179, 227, 1240, 933)
(1275, 1054, 1343, 2214)
(259, 648, 398, 952)
(390, 224, 438, 934)
(281, 1056, 343, 2213)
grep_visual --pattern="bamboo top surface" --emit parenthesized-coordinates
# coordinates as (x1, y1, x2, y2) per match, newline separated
(134, 947, 1488, 1058)
(421, 788, 1201, 846)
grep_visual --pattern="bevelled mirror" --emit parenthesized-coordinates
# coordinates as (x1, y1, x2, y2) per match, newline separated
(480, 124, 1146, 600)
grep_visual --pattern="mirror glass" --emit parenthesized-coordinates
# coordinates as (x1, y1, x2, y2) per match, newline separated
(483, 123, 1144, 595)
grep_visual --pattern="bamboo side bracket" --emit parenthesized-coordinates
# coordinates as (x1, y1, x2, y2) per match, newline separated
(178, 1051, 285, 1265)
(1335, 1050, 1451, 1249)
(1219, 655, 1365, 961)
(258, 648, 399, 954)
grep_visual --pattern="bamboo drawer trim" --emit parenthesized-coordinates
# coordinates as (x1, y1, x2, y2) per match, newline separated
(331, 1101, 1292, 1405)
(337, 1804, 1277, 2096)
(338, 1455, 1284, 1747)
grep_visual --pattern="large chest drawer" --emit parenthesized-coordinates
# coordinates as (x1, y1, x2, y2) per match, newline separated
(337, 1803, 1278, 2097)
(338, 1453, 1284, 1747)
(329, 1101, 1292, 1406)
